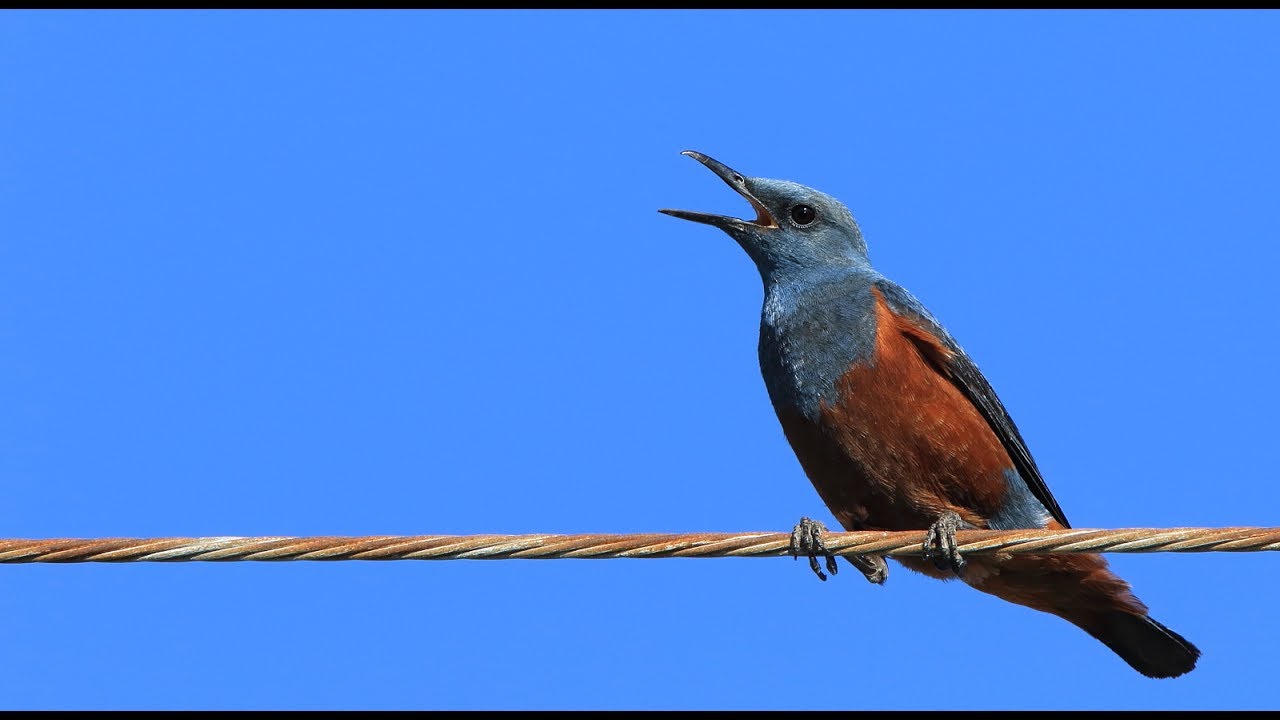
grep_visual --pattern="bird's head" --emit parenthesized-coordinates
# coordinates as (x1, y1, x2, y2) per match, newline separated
(660, 151, 869, 281)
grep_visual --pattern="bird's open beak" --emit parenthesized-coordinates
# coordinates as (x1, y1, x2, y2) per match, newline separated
(659, 151, 777, 230)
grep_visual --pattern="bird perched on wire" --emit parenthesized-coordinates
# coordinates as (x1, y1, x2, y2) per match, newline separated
(660, 151, 1200, 679)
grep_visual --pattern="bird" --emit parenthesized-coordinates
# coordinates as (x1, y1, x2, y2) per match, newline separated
(660, 151, 1200, 679)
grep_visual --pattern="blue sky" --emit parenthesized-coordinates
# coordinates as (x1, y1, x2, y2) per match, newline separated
(1, 10, 1277, 710)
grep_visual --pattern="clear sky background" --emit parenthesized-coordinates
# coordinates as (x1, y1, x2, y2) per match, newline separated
(1, 10, 1277, 710)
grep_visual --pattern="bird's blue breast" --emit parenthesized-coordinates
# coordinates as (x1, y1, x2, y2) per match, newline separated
(758, 268, 881, 422)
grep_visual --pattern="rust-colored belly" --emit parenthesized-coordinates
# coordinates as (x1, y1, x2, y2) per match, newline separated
(776, 290, 1014, 532)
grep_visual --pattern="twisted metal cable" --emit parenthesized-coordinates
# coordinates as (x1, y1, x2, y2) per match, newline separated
(0, 527, 1277, 563)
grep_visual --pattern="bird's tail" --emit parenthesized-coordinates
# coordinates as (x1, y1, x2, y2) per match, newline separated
(1075, 611, 1201, 679)
(962, 551, 1199, 678)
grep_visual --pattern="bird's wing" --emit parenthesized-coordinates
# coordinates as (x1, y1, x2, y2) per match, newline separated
(874, 278, 1070, 528)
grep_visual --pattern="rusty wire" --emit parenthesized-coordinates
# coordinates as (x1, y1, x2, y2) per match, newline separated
(0, 527, 1276, 563)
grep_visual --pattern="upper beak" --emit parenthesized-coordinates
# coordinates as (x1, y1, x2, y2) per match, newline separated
(659, 151, 777, 230)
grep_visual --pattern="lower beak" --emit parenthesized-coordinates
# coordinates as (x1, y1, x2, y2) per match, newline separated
(659, 151, 776, 230)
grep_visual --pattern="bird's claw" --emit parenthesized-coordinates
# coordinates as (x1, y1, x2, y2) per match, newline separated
(923, 510, 968, 576)
(789, 517, 888, 584)
(845, 553, 889, 585)
(790, 517, 839, 581)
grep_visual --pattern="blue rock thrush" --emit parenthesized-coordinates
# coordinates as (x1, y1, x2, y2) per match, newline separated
(660, 151, 1199, 678)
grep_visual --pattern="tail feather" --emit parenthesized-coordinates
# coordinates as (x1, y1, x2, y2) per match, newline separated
(1080, 612, 1201, 679)
(960, 553, 1199, 678)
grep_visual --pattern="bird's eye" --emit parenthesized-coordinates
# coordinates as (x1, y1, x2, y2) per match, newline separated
(790, 204, 817, 226)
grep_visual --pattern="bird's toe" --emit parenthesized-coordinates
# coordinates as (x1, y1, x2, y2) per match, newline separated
(923, 510, 968, 576)
(790, 516, 838, 582)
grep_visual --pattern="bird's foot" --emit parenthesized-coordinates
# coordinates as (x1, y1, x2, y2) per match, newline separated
(923, 510, 969, 576)
(789, 517, 888, 584)
(789, 517, 839, 582)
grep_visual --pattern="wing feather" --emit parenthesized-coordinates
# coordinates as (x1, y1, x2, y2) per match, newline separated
(875, 278, 1070, 528)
